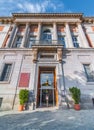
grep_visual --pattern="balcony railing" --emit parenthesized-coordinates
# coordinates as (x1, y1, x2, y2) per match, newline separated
(26, 40, 64, 48)
(11, 40, 65, 48)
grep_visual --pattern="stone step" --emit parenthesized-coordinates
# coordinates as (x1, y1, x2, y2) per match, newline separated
(59, 101, 69, 109)
(81, 103, 94, 109)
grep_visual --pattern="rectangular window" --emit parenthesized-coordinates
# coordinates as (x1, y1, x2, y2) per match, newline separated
(72, 36, 79, 48)
(83, 64, 94, 82)
(58, 35, 66, 48)
(28, 36, 36, 48)
(14, 36, 23, 48)
(0, 63, 12, 81)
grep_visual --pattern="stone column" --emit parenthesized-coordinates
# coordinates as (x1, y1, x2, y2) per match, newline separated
(77, 23, 89, 48)
(20, 23, 29, 48)
(53, 22, 58, 44)
(65, 23, 73, 48)
(36, 23, 42, 45)
(57, 48, 63, 62)
(6, 23, 17, 48)
(33, 48, 38, 63)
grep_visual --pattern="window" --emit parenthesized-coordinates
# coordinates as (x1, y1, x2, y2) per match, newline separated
(15, 36, 23, 48)
(28, 36, 36, 48)
(42, 29, 52, 44)
(0, 63, 12, 81)
(72, 36, 79, 48)
(58, 35, 66, 48)
(83, 64, 94, 82)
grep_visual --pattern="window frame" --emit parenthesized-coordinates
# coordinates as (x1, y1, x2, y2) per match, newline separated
(42, 29, 52, 43)
(83, 64, 94, 82)
(72, 35, 79, 48)
(58, 35, 66, 48)
(0, 62, 14, 83)
(28, 35, 36, 48)
(13, 35, 23, 48)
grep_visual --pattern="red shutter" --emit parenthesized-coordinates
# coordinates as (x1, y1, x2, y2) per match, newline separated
(19, 73, 30, 87)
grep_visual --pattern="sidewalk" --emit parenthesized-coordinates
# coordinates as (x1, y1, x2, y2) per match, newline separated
(0, 109, 94, 130)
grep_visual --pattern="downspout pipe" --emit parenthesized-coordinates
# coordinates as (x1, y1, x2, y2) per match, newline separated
(12, 55, 24, 110)
(61, 50, 70, 109)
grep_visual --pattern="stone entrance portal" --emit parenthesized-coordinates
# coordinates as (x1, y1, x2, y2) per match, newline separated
(37, 67, 58, 107)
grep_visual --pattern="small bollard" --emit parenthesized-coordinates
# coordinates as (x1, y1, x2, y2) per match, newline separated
(92, 98, 94, 106)
(46, 95, 49, 107)
(33, 102, 36, 110)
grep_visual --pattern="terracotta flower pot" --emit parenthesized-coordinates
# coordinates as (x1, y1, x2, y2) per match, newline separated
(74, 104, 80, 110)
(18, 105, 24, 111)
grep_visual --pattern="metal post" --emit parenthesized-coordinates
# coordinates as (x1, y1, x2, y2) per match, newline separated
(40, 89, 42, 107)
(53, 88, 54, 107)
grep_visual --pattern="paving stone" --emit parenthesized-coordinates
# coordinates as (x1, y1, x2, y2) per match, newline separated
(0, 109, 94, 130)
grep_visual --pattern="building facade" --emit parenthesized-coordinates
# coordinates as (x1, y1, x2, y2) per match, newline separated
(0, 13, 94, 110)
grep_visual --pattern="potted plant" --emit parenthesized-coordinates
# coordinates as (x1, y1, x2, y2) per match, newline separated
(18, 89, 29, 111)
(69, 87, 81, 110)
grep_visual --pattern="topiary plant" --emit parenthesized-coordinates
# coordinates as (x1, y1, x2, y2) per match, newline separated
(69, 87, 81, 104)
(19, 89, 29, 105)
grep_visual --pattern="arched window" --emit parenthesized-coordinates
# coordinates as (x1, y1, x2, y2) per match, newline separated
(42, 29, 52, 43)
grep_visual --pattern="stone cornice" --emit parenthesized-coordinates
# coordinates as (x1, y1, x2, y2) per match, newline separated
(0, 17, 13, 24)
(12, 13, 83, 18)
(0, 48, 94, 52)
(83, 17, 94, 24)
(0, 13, 94, 24)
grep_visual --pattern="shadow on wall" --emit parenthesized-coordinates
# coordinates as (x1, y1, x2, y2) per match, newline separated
(60, 49, 94, 109)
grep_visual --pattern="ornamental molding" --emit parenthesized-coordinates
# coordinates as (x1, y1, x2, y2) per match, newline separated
(12, 13, 83, 18)
(0, 13, 94, 24)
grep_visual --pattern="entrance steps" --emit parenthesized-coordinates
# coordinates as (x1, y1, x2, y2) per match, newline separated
(59, 97, 69, 110)
(80, 95, 94, 109)
(59, 94, 75, 110)
(36, 106, 58, 111)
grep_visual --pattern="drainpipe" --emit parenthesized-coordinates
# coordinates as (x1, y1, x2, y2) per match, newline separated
(61, 61, 66, 96)
(61, 51, 70, 109)
(33, 62, 38, 110)
(12, 54, 24, 110)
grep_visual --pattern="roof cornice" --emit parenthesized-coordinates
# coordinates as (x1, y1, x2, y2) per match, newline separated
(0, 13, 94, 24)
(12, 13, 83, 18)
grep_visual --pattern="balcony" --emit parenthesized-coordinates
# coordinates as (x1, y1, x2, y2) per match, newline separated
(26, 40, 64, 48)
(11, 40, 64, 49)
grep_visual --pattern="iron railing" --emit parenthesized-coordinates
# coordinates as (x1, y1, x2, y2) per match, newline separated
(11, 40, 65, 48)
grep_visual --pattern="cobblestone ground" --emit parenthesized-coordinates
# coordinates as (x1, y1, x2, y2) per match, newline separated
(0, 109, 94, 130)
